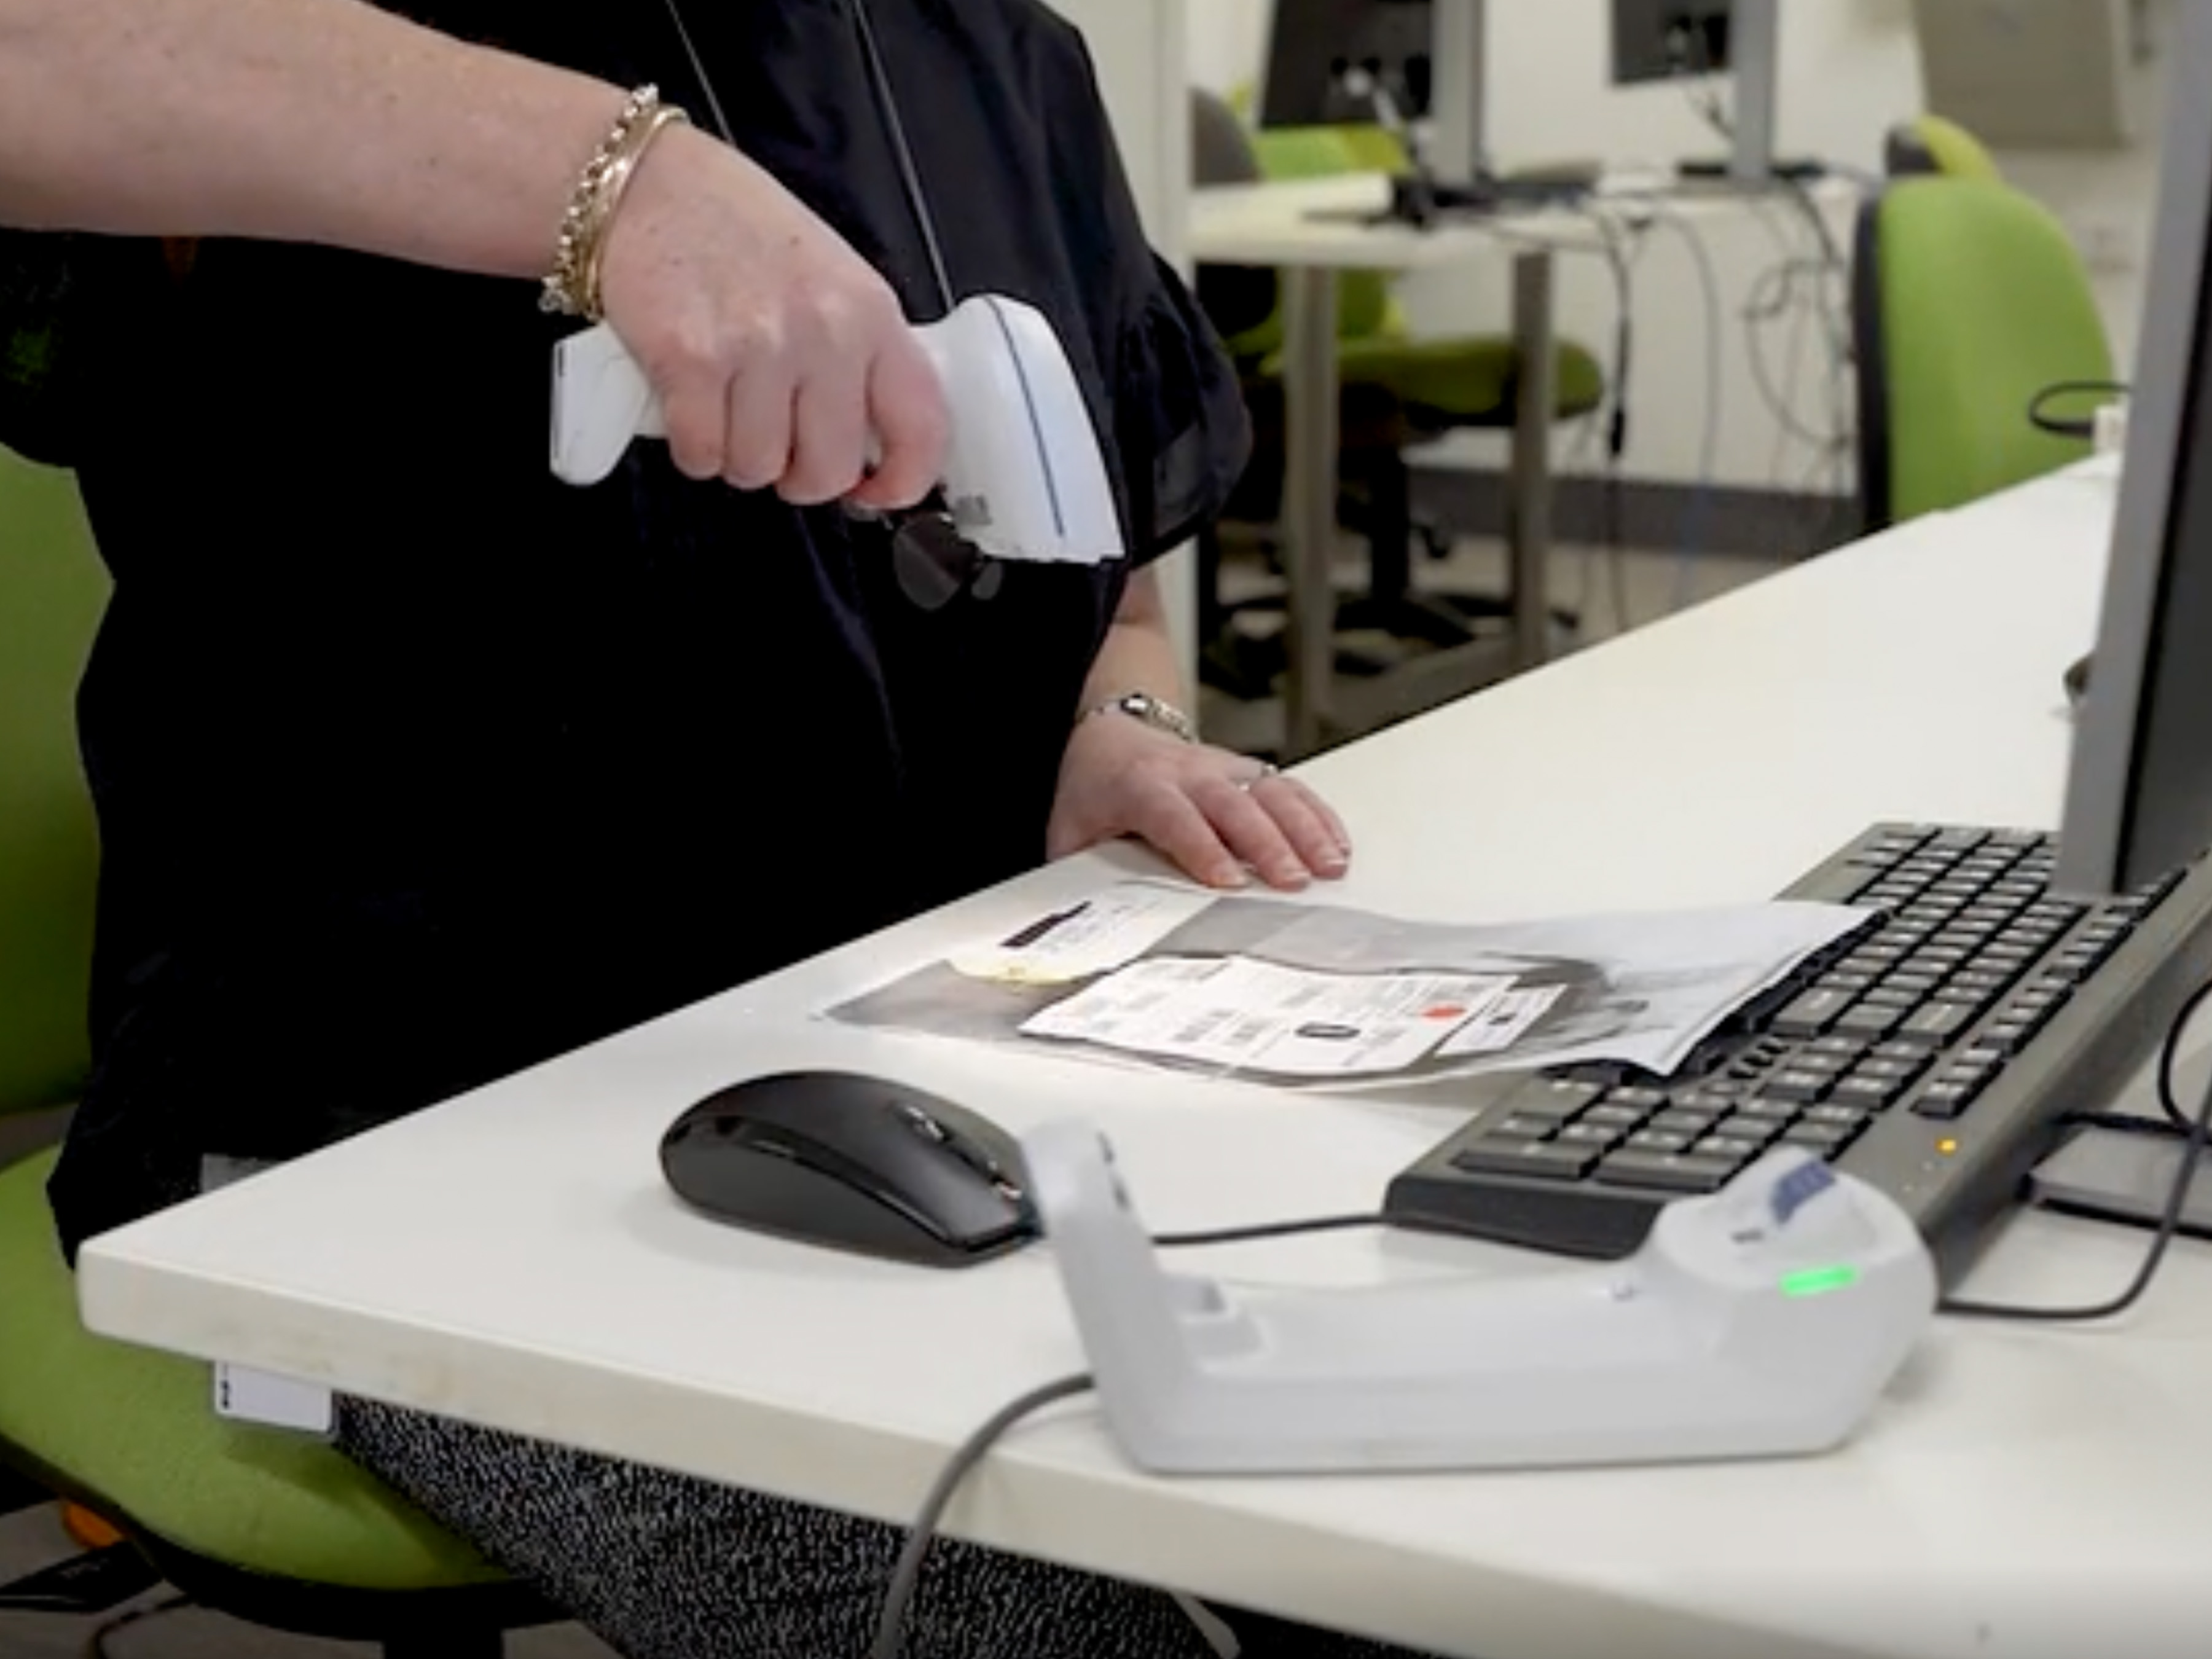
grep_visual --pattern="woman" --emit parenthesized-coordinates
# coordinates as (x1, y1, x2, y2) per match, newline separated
(1, 0, 1425, 1652)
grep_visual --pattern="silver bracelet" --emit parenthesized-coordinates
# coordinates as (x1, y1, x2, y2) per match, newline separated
(1078, 690, 1197, 744)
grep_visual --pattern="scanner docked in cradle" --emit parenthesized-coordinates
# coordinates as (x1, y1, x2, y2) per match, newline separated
(659, 1072, 1041, 1269)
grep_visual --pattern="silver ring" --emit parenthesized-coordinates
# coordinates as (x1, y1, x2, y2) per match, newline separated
(1237, 763, 1281, 794)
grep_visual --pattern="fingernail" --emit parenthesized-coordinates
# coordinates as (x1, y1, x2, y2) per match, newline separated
(1214, 864, 1250, 888)
(1274, 866, 1312, 890)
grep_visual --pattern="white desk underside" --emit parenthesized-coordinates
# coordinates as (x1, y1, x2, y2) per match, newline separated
(80, 461, 2212, 1659)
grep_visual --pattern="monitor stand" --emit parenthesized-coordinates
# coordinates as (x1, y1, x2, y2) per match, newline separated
(1384, 168, 1595, 227)
(2031, 1124, 2212, 1242)
(1676, 156, 1828, 187)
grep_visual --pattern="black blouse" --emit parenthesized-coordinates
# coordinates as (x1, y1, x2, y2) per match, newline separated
(47, 0, 1251, 1258)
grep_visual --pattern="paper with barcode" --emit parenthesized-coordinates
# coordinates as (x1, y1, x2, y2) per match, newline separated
(824, 882, 1869, 1089)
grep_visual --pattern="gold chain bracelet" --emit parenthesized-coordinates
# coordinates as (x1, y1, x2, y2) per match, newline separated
(540, 85, 691, 321)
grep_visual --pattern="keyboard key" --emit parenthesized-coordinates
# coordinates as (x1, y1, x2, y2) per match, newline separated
(1773, 988, 1856, 1038)
(1626, 1129, 1693, 1154)
(1893, 1001, 1975, 1046)
(1832, 1075, 1904, 1112)
(1581, 1104, 1650, 1131)
(1522, 1079, 1607, 1115)
(1912, 1081, 1982, 1121)
(1733, 1098, 1798, 1126)
(1789, 1051, 1853, 1077)
(1763, 1070, 1834, 1103)
(1491, 1114, 1567, 1139)
(1669, 1088, 1740, 1116)
(1805, 1103, 1872, 1129)
(1558, 1121, 1628, 1148)
(1835, 1002, 1905, 1039)
(1803, 863, 1886, 903)
(2004, 998, 2064, 1035)
(1598, 1150, 1738, 1194)
(1698, 1134, 1767, 1163)
(1781, 1121, 1857, 1152)
(1811, 1035, 1871, 1061)
(1859, 986, 1921, 1010)
(1451, 1141, 1600, 1180)
(1855, 1055, 1924, 1084)
(1651, 1108, 1722, 1138)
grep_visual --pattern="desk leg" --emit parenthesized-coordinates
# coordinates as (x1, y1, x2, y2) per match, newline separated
(1508, 249, 1558, 673)
(1281, 266, 1339, 759)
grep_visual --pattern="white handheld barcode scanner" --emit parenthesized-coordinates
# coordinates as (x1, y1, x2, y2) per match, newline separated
(1024, 1121, 1936, 1475)
(549, 297, 1124, 567)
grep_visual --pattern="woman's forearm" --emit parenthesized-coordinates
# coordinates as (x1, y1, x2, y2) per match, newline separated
(0, 0, 629, 280)
(1082, 567, 1188, 710)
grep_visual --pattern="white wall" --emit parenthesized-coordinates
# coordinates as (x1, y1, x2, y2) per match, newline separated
(1045, 0, 1199, 683)
(1188, 0, 2171, 503)
(1990, 2, 2175, 372)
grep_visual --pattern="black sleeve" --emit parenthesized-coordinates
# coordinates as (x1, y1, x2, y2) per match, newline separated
(1042, 20, 1252, 565)
(1112, 251, 1255, 565)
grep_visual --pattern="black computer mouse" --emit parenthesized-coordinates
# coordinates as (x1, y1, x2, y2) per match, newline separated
(657, 1071, 1040, 1269)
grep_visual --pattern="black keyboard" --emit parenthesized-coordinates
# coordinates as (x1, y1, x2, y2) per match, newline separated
(1382, 823, 2212, 1284)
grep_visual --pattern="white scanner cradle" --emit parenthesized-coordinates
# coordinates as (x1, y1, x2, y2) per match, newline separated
(1023, 1122, 1938, 1476)
(549, 295, 1125, 568)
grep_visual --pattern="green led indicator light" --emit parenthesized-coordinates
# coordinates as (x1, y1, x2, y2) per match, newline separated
(1780, 1265, 1860, 1298)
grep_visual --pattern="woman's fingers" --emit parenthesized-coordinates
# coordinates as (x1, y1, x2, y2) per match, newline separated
(1122, 774, 1246, 890)
(1188, 774, 1311, 892)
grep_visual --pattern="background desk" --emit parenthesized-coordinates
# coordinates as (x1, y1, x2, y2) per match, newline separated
(1190, 172, 1569, 758)
(1189, 170, 1863, 759)
(76, 458, 2212, 1659)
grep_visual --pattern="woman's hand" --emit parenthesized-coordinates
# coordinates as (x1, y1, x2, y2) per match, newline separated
(1047, 714, 1352, 892)
(596, 124, 947, 509)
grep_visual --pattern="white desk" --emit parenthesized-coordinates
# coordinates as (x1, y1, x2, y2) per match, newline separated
(79, 458, 2212, 1659)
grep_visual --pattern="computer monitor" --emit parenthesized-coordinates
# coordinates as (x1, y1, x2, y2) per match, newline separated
(1609, 0, 1781, 183)
(1259, 0, 1436, 129)
(2057, 0, 2212, 901)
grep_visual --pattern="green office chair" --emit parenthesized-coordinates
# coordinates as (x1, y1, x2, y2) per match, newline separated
(1851, 176, 2114, 531)
(1883, 113, 2003, 182)
(1211, 115, 1604, 684)
(0, 446, 557, 1657)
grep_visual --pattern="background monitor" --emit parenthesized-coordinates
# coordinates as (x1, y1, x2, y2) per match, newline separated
(1609, 0, 1779, 182)
(2057, 0, 2212, 898)
(1259, 0, 1437, 130)
(1610, 0, 1737, 84)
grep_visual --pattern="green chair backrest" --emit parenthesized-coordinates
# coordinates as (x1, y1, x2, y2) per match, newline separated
(1854, 176, 2114, 529)
(1886, 114, 2003, 182)
(0, 447, 106, 1116)
(1918, 114, 2002, 181)
(1222, 125, 1397, 362)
